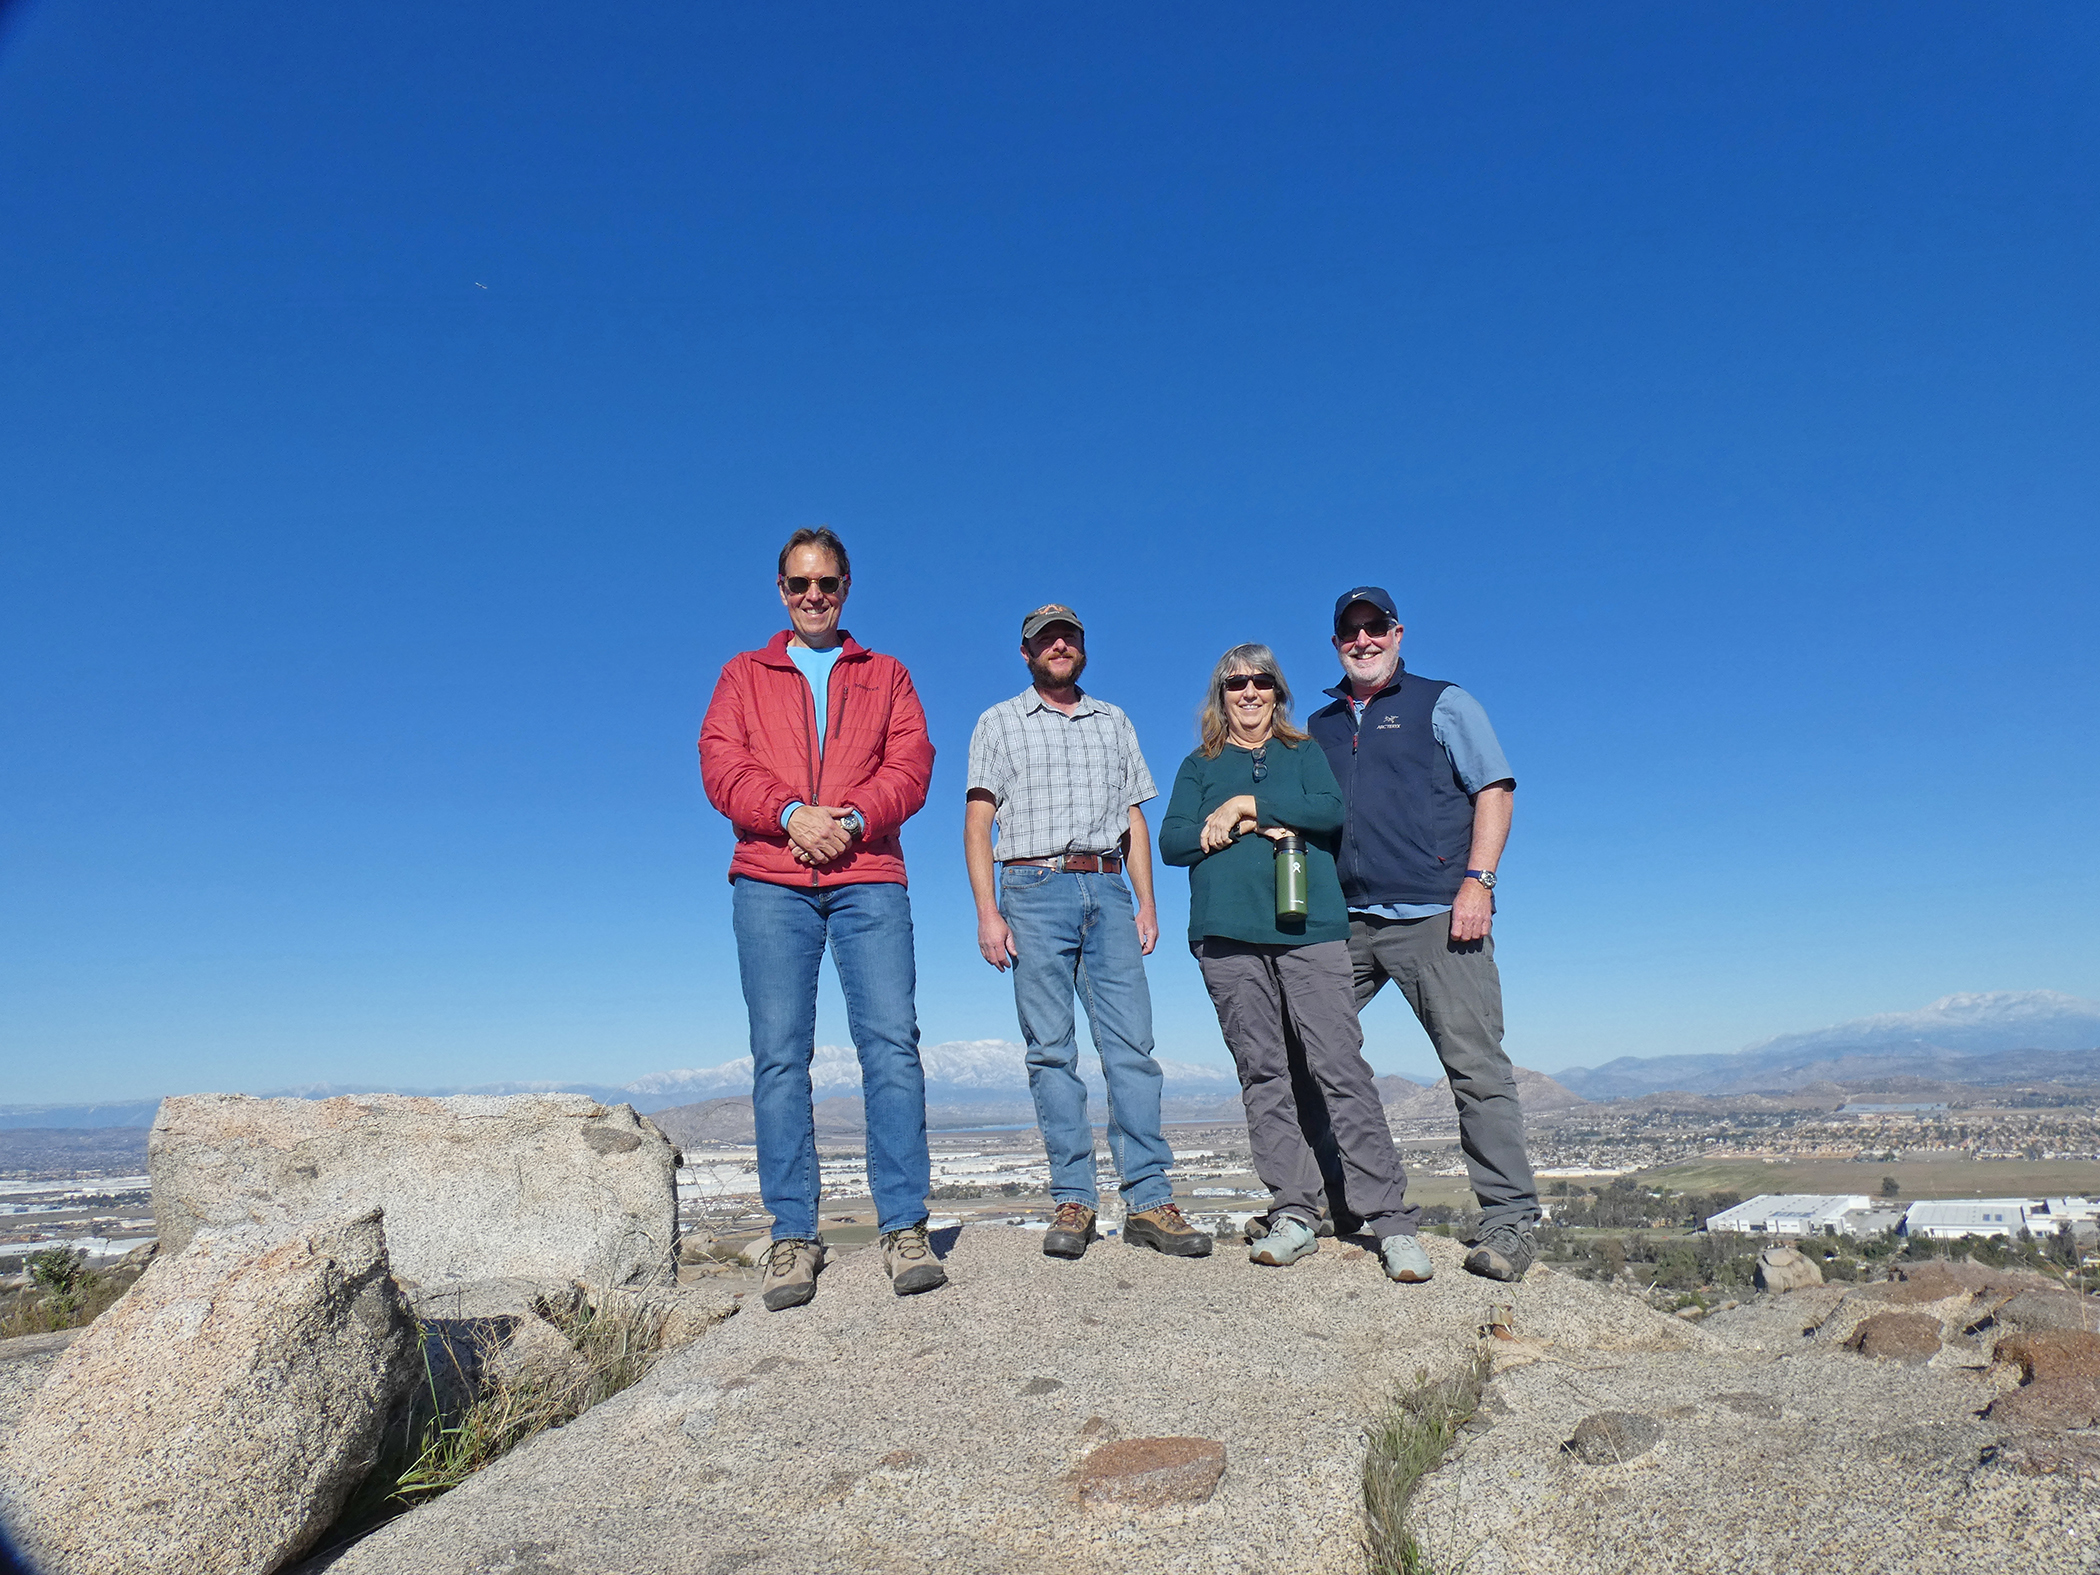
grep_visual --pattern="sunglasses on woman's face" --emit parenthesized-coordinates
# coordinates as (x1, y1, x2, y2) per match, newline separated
(782, 576, 844, 596)
(1222, 673, 1277, 693)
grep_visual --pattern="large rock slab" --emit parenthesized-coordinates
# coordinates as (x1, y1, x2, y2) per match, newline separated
(307, 1226, 1702, 1575)
(152, 1093, 678, 1286)
(0, 1211, 419, 1575)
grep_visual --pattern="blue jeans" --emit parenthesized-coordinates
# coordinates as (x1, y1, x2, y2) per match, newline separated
(997, 867, 1173, 1213)
(731, 877, 931, 1240)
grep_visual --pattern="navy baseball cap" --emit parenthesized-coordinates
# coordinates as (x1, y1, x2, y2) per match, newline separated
(1332, 585, 1399, 630)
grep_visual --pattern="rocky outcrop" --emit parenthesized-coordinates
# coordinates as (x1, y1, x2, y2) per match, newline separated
(1994, 1329, 2100, 1383)
(0, 1211, 419, 1575)
(1380, 1067, 1586, 1123)
(306, 1226, 1704, 1575)
(1408, 1270, 2100, 1574)
(1846, 1310, 1942, 1363)
(1753, 1243, 1823, 1293)
(151, 1093, 678, 1286)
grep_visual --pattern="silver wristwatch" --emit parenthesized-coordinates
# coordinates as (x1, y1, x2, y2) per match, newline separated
(1464, 869, 1497, 890)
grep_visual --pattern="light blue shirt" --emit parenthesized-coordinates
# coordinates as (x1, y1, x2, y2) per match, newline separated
(1350, 685, 1513, 921)
(780, 643, 844, 830)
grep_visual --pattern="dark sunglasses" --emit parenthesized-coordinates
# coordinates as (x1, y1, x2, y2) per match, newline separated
(782, 575, 844, 596)
(1336, 616, 1393, 640)
(1222, 673, 1277, 693)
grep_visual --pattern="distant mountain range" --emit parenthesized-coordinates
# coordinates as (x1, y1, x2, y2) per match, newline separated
(12, 991, 2095, 1129)
(0, 1040, 1242, 1130)
(1555, 991, 2100, 1099)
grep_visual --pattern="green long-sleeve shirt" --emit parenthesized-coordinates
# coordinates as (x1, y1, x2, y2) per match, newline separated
(1157, 737, 1351, 949)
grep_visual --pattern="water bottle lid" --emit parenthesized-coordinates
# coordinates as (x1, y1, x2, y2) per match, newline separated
(1273, 833, 1305, 852)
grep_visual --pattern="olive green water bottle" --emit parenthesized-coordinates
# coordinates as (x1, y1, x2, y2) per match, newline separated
(1274, 834, 1308, 921)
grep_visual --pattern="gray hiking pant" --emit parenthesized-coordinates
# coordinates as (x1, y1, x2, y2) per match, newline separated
(1195, 936, 1418, 1240)
(1301, 911, 1538, 1232)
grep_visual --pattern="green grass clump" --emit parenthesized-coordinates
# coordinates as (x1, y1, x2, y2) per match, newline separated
(1363, 1351, 1488, 1575)
(328, 1286, 681, 1544)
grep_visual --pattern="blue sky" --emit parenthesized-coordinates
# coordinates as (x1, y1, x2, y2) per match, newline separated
(4, 3, 2096, 1104)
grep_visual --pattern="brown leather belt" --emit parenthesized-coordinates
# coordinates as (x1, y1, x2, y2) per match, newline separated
(1001, 853, 1123, 874)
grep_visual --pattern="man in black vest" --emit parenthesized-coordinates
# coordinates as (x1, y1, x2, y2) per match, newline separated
(1303, 585, 1542, 1281)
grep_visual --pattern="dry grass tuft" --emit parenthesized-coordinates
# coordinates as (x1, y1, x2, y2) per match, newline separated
(1363, 1350, 1488, 1575)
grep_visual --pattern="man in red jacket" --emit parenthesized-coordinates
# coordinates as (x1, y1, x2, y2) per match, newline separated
(699, 527, 945, 1311)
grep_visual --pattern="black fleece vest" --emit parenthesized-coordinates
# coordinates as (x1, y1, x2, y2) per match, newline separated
(1308, 665, 1474, 908)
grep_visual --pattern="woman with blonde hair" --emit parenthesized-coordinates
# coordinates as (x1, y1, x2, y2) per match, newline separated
(1158, 644, 1432, 1282)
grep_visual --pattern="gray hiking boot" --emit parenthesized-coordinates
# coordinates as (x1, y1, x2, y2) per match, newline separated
(1463, 1222, 1536, 1283)
(760, 1237, 825, 1311)
(1380, 1233, 1434, 1283)
(1249, 1212, 1318, 1267)
(1043, 1201, 1099, 1260)
(880, 1220, 949, 1296)
(1124, 1202, 1214, 1258)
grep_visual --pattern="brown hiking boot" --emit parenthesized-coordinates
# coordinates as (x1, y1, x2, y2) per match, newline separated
(1123, 1202, 1213, 1258)
(880, 1220, 949, 1296)
(760, 1237, 825, 1311)
(1043, 1201, 1099, 1260)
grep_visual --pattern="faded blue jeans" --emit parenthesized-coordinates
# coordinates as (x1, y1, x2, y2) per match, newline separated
(731, 877, 931, 1240)
(997, 866, 1174, 1213)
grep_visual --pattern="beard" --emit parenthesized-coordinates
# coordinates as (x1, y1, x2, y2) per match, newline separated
(1027, 648, 1087, 689)
(1343, 646, 1400, 689)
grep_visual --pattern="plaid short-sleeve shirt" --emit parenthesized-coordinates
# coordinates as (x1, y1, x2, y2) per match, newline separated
(967, 688, 1158, 861)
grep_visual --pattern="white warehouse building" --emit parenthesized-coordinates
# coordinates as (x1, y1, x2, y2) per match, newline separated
(1903, 1196, 2100, 1241)
(1703, 1194, 1903, 1239)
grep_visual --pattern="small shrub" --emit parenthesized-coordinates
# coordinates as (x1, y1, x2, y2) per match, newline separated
(1, 1251, 133, 1338)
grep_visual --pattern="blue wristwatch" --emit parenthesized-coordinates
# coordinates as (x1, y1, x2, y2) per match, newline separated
(1463, 869, 1497, 889)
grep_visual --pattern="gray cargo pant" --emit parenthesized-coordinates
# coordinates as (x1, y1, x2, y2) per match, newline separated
(1293, 911, 1539, 1233)
(1195, 936, 1419, 1240)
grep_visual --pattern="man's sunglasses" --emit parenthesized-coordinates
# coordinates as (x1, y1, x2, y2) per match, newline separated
(781, 575, 845, 596)
(1336, 616, 1394, 640)
(1222, 673, 1277, 693)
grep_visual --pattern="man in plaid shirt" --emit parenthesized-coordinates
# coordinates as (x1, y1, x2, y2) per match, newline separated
(964, 604, 1213, 1263)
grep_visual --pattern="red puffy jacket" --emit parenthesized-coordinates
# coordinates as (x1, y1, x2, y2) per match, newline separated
(698, 630, 934, 888)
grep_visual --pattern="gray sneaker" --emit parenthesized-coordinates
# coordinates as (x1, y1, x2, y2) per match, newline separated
(880, 1221, 949, 1296)
(1380, 1233, 1434, 1283)
(760, 1237, 825, 1311)
(1249, 1213, 1318, 1267)
(1463, 1222, 1536, 1283)
(1245, 1204, 1362, 1242)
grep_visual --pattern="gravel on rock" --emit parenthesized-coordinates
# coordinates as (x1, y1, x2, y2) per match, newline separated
(1565, 1411, 1663, 1465)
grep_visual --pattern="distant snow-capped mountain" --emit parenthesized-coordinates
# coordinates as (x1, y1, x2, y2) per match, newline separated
(3, 1041, 1242, 1128)
(1556, 990, 2100, 1100)
(628, 1039, 1240, 1105)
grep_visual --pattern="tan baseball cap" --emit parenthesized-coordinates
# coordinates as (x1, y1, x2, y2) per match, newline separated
(1020, 603, 1085, 642)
